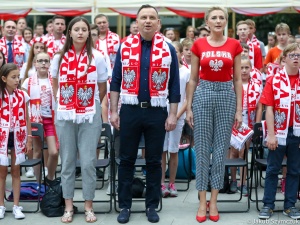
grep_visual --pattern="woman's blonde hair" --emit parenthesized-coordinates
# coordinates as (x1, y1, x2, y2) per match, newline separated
(205, 7, 228, 21)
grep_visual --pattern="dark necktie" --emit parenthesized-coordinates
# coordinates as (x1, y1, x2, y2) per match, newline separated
(7, 42, 13, 63)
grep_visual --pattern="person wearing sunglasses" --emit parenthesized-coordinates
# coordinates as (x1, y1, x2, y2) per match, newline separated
(258, 43, 300, 220)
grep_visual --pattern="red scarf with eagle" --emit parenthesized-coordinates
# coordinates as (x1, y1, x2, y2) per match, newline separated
(28, 72, 55, 123)
(269, 68, 300, 145)
(0, 89, 27, 166)
(47, 35, 66, 59)
(57, 45, 97, 123)
(242, 79, 262, 129)
(96, 31, 120, 69)
(0, 37, 25, 69)
(120, 32, 171, 107)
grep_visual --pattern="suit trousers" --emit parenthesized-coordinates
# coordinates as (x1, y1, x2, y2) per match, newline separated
(118, 104, 168, 209)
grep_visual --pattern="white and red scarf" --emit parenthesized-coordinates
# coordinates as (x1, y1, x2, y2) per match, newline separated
(47, 35, 66, 59)
(242, 80, 262, 129)
(246, 40, 255, 69)
(0, 37, 25, 69)
(120, 32, 171, 107)
(270, 68, 300, 145)
(0, 89, 27, 166)
(250, 68, 263, 87)
(250, 35, 260, 49)
(27, 72, 55, 123)
(96, 31, 119, 69)
(230, 122, 254, 150)
(181, 56, 189, 69)
(266, 62, 281, 81)
(57, 45, 97, 123)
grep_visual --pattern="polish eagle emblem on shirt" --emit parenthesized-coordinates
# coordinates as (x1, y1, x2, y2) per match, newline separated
(275, 110, 286, 129)
(123, 68, 136, 89)
(250, 111, 256, 126)
(61, 84, 74, 104)
(152, 69, 166, 90)
(77, 86, 93, 106)
(209, 59, 223, 72)
(15, 54, 23, 68)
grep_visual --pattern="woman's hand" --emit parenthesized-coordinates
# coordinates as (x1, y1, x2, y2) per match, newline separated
(233, 111, 242, 130)
(186, 109, 194, 129)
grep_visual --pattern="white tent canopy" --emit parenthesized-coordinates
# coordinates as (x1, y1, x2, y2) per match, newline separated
(1, 0, 300, 19)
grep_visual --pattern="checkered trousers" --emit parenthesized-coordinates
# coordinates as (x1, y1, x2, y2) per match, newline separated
(193, 80, 236, 191)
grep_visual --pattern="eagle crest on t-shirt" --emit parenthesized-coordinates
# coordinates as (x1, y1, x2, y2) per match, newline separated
(209, 59, 223, 71)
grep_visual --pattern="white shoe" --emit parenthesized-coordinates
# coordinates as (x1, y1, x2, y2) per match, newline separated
(25, 167, 34, 178)
(0, 206, 6, 219)
(12, 205, 25, 219)
(44, 167, 48, 177)
(106, 182, 118, 195)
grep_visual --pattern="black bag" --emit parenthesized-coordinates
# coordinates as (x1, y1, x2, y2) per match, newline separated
(207, 168, 230, 194)
(40, 177, 65, 217)
(132, 177, 146, 198)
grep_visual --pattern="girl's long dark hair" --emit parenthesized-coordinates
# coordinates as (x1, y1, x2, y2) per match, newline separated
(58, 16, 93, 74)
(0, 63, 18, 101)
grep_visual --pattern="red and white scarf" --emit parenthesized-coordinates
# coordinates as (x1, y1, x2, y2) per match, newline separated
(250, 35, 260, 49)
(246, 40, 255, 68)
(120, 32, 171, 107)
(96, 31, 119, 69)
(0, 37, 25, 69)
(242, 80, 261, 129)
(47, 35, 66, 59)
(0, 89, 27, 166)
(266, 62, 281, 81)
(181, 56, 189, 69)
(57, 45, 97, 123)
(271, 68, 300, 145)
(28, 72, 55, 123)
(230, 122, 254, 150)
(250, 68, 263, 87)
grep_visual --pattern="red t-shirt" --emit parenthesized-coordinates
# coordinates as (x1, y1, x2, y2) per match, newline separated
(260, 74, 298, 127)
(253, 45, 263, 70)
(191, 37, 242, 82)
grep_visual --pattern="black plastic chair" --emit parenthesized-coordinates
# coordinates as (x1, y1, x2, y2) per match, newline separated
(112, 128, 162, 213)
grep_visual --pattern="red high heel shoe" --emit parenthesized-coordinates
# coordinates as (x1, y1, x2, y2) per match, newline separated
(196, 206, 207, 223)
(208, 204, 219, 222)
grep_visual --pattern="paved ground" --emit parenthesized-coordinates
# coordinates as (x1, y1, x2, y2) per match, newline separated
(3, 159, 300, 225)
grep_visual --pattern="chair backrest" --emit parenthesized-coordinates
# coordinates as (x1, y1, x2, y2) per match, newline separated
(252, 122, 264, 158)
(101, 123, 112, 142)
(31, 122, 44, 143)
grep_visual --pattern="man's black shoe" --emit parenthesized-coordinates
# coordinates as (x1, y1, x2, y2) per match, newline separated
(117, 209, 130, 223)
(146, 208, 159, 223)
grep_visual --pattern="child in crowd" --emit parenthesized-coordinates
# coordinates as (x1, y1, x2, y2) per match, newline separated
(161, 41, 190, 197)
(181, 38, 193, 70)
(258, 43, 300, 220)
(229, 56, 262, 195)
(264, 23, 290, 67)
(22, 52, 58, 184)
(0, 63, 32, 219)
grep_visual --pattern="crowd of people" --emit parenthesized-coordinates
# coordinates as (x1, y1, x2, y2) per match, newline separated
(0, 3, 300, 224)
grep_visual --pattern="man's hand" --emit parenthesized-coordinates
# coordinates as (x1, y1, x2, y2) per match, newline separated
(165, 113, 177, 132)
(110, 111, 120, 130)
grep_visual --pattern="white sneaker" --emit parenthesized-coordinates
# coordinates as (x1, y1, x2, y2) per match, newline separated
(0, 206, 6, 219)
(106, 182, 118, 195)
(12, 205, 25, 219)
(25, 167, 34, 178)
(44, 167, 48, 177)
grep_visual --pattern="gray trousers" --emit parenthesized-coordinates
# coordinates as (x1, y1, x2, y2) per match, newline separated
(55, 102, 102, 200)
(193, 80, 236, 191)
